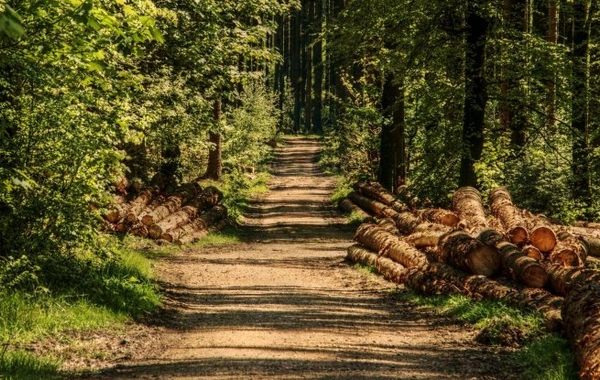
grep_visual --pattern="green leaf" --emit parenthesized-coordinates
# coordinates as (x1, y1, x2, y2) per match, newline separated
(87, 60, 107, 71)
(149, 26, 164, 43)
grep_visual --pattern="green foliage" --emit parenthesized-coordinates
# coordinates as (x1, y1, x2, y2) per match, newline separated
(223, 80, 280, 172)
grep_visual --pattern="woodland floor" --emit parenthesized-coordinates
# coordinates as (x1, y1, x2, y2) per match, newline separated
(76, 137, 521, 379)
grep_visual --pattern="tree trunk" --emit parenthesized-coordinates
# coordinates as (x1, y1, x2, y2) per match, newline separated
(571, 0, 592, 211)
(356, 182, 408, 212)
(417, 208, 461, 228)
(141, 184, 200, 226)
(204, 98, 223, 180)
(562, 282, 600, 380)
(488, 187, 529, 245)
(338, 198, 370, 220)
(438, 230, 500, 276)
(123, 189, 158, 223)
(478, 228, 547, 288)
(546, 0, 558, 127)
(354, 223, 429, 269)
(526, 216, 557, 253)
(312, 0, 323, 133)
(459, 0, 489, 187)
(148, 205, 196, 239)
(452, 186, 489, 233)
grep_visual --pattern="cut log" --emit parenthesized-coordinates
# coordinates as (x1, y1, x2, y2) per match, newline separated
(354, 223, 429, 269)
(104, 203, 129, 224)
(562, 282, 600, 380)
(488, 187, 529, 245)
(522, 245, 543, 260)
(417, 208, 460, 227)
(574, 221, 600, 230)
(478, 229, 547, 288)
(405, 230, 447, 248)
(173, 205, 228, 245)
(141, 183, 201, 226)
(438, 230, 500, 276)
(543, 262, 600, 297)
(347, 245, 562, 330)
(338, 198, 370, 220)
(452, 186, 489, 233)
(347, 191, 399, 220)
(356, 182, 409, 212)
(148, 205, 197, 239)
(161, 218, 208, 243)
(124, 188, 157, 223)
(527, 216, 557, 253)
(548, 231, 587, 267)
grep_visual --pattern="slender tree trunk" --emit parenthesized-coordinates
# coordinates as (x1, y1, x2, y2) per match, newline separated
(204, 98, 223, 181)
(546, 0, 558, 127)
(571, 0, 592, 209)
(291, 9, 302, 132)
(460, 0, 489, 187)
(312, 0, 323, 134)
(305, 0, 314, 132)
(378, 73, 406, 192)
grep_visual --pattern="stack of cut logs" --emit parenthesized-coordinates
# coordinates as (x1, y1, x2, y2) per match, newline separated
(340, 183, 600, 380)
(103, 182, 228, 244)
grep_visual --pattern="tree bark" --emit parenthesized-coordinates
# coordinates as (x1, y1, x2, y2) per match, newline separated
(488, 187, 529, 245)
(478, 228, 547, 288)
(438, 230, 500, 276)
(459, 0, 489, 187)
(452, 186, 489, 232)
(204, 98, 223, 180)
(417, 208, 461, 228)
(312, 0, 323, 133)
(562, 282, 600, 380)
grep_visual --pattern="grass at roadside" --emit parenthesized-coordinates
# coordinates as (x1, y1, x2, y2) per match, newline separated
(392, 289, 578, 380)
(0, 243, 161, 379)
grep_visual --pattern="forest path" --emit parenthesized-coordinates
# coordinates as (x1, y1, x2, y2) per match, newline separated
(92, 137, 518, 379)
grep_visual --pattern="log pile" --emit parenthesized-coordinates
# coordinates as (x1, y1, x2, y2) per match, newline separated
(103, 183, 228, 244)
(340, 182, 600, 377)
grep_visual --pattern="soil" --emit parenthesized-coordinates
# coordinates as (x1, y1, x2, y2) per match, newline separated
(78, 137, 521, 379)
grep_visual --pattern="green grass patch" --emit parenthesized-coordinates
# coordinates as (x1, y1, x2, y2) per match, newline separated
(393, 289, 577, 379)
(331, 179, 353, 205)
(191, 227, 242, 247)
(0, 291, 127, 345)
(0, 350, 60, 380)
(513, 334, 578, 380)
(353, 263, 380, 276)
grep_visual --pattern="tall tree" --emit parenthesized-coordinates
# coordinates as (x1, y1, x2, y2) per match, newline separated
(460, 0, 490, 187)
(571, 0, 593, 209)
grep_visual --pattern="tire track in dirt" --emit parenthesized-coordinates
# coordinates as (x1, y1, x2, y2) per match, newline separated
(90, 137, 519, 379)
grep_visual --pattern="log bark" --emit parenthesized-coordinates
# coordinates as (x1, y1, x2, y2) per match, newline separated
(488, 187, 529, 245)
(141, 183, 201, 226)
(356, 182, 409, 212)
(417, 208, 461, 228)
(354, 223, 429, 269)
(173, 205, 228, 245)
(347, 191, 399, 219)
(405, 230, 447, 248)
(562, 282, 600, 380)
(438, 230, 500, 276)
(148, 205, 197, 239)
(104, 203, 129, 224)
(124, 188, 157, 223)
(575, 221, 600, 229)
(543, 262, 600, 297)
(161, 218, 208, 243)
(478, 229, 547, 288)
(548, 231, 587, 267)
(338, 198, 370, 220)
(452, 186, 489, 232)
(347, 244, 562, 330)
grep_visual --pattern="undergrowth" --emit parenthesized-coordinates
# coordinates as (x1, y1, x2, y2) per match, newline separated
(0, 239, 161, 379)
(393, 289, 577, 380)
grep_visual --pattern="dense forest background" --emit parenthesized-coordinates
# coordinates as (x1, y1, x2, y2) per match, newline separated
(1, 0, 600, 304)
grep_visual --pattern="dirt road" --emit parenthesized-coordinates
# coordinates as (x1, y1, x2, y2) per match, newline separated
(92, 137, 518, 379)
